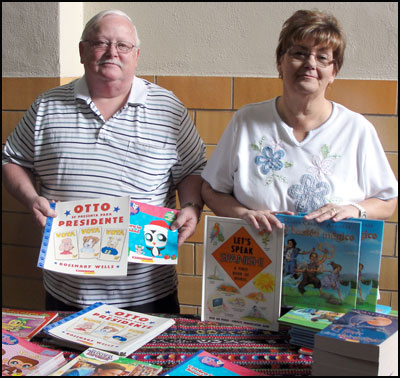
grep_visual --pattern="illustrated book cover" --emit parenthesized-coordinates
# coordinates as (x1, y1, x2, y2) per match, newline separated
(37, 196, 130, 276)
(2, 331, 66, 376)
(128, 200, 179, 264)
(43, 302, 175, 356)
(314, 309, 398, 361)
(2, 308, 58, 340)
(276, 214, 361, 313)
(202, 215, 284, 331)
(163, 350, 263, 376)
(50, 347, 162, 376)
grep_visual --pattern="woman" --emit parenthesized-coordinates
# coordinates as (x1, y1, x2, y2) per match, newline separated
(201, 10, 397, 231)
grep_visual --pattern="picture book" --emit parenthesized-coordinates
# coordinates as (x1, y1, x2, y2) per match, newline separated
(276, 214, 361, 313)
(202, 215, 284, 331)
(38, 196, 130, 276)
(314, 309, 398, 361)
(2, 331, 66, 376)
(2, 308, 58, 340)
(163, 350, 263, 376)
(43, 302, 175, 356)
(278, 307, 344, 331)
(128, 200, 179, 264)
(50, 347, 162, 376)
(350, 218, 385, 311)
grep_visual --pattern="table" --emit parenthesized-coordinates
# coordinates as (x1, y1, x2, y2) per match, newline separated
(33, 313, 312, 376)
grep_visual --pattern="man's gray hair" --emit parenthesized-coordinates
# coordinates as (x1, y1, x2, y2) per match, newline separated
(81, 9, 141, 47)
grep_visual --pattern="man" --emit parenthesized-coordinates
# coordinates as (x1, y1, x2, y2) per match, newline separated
(2, 10, 206, 313)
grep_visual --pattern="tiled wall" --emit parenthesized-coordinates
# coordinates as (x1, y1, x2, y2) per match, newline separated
(2, 76, 398, 313)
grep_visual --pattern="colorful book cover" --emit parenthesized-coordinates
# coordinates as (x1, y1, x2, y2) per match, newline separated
(202, 215, 284, 331)
(43, 302, 175, 356)
(350, 218, 384, 311)
(276, 214, 361, 313)
(2, 308, 58, 340)
(2, 331, 66, 376)
(278, 307, 344, 331)
(128, 200, 179, 264)
(163, 350, 263, 376)
(37, 196, 130, 276)
(50, 347, 162, 376)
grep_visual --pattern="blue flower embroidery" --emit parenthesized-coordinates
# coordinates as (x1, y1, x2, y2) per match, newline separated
(255, 147, 285, 175)
(288, 174, 330, 213)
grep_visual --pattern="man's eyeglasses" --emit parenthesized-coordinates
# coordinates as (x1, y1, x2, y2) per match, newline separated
(83, 40, 136, 53)
(287, 46, 335, 68)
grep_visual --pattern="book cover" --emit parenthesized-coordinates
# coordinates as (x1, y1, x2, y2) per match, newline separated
(37, 196, 130, 276)
(350, 219, 385, 311)
(43, 302, 175, 356)
(276, 215, 361, 313)
(202, 215, 284, 331)
(50, 347, 162, 376)
(2, 331, 65, 376)
(128, 200, 179, 264)
(278, 307, 344, 331)
(163, 350, 263, 376)
(314, 309, 398, 361)
(2, 308, 58, 340)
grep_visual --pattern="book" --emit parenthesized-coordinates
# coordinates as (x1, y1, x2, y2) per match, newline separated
(201, 215, 284, 331)
(351, 218, 385, 311)
(38, 196, 131, 276)
(314, 309, 398, 362)
(163, 350, 263, 376)
(276, 214, 361, 313)
(2, 330, 66, 376)
(50, 347, 162, 376)
(43, 302, 175, 356)
(128, 200, 179, 264)
(2, 308, 58, 340)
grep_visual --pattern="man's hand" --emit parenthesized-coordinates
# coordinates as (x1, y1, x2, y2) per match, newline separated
(31, 196, 57, 228)
(171, 206, 200, 246)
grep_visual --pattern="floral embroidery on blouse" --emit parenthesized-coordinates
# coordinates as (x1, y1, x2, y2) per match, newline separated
(251, 137, 292, 185)
(288, 174, 330, 213)
(307, 144, 341, 181)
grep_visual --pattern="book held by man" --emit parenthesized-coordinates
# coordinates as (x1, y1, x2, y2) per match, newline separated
(202, 215, 284, 331)
(43, 302, 175, 356)
(37, 196, 131, 276)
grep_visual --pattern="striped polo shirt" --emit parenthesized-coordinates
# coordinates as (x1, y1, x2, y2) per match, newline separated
(3, 76, 206, 308)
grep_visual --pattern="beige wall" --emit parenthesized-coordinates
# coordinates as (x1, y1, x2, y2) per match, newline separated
(2, 3, 398, 313)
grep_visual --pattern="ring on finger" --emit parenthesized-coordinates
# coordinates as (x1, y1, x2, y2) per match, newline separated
(329, 207, 337, 216)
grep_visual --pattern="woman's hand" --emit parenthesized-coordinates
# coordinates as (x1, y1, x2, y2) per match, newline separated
(304, 204, 359, 222)
(241, 209, 294, 232)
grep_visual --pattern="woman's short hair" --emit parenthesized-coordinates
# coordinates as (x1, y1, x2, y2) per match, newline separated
(276, 9, 346, 75)
(81, 9, 141, 47)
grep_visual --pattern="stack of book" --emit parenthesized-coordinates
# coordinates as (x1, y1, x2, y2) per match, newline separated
(312, 309, 398, 376)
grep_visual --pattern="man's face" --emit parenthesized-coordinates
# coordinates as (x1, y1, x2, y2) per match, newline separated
(79, 15, 139, 85)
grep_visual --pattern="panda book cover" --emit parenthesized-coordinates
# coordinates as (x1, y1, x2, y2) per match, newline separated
(128, 200, 179, 264)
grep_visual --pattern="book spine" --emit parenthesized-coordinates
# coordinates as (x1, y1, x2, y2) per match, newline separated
(37, 202, 56, 268)
(43, 302, 104, 332)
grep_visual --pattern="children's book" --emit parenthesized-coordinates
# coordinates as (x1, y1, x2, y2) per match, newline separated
(314, 309, 398, 362)
(2, 331, 66, 376)
(202, 215, 284, 331)
(350, 218, 385, 311)
(276, 214, 361, 313)
(163, 350, 263, 376)
(37, 196, 130, 276)
(2, 308, 58, 340)
(50, 347, 162, 376)
(43, 302, 175, 356)
(128, 200, 179, 264)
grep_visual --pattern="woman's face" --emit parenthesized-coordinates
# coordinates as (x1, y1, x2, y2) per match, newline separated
(278, 37, 336, 99)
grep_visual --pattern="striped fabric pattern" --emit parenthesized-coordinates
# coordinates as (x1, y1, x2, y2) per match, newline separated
(2, 76, 206, 308)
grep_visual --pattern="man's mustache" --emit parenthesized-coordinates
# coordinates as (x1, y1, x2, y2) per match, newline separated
(97, 60, 123, 68)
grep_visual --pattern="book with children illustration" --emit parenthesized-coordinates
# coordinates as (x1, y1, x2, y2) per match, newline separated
(201, 215, 284, 331)
(128, 200, 179, 264)
(50, 347, 162, 376)
(2, 331, 66, 376)
(276, 214, 361, 313)
(43, 302, 175, 356)
(2, 308, 58, 340)
(37, 196, 130, 276)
